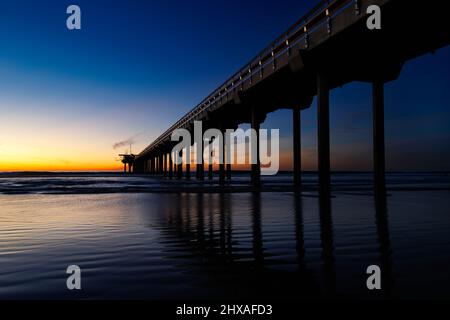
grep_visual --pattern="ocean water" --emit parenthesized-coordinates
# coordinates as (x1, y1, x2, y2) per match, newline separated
(0, 172, 449, 299)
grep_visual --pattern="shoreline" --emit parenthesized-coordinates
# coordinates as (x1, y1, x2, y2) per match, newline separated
(0, 172, 449, 195)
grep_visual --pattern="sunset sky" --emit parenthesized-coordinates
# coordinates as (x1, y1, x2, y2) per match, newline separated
(0, 0, 449, 172)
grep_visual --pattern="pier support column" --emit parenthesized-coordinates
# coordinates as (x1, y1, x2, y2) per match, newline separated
(158, 156, 160, 174)
(157, 155, 160, 174)
(251, 106, 261, 187)
(177, 149, 183, 180)
(317, 73, 330, 195)
(169, 151, 173, 179)
(219, 128, 225, 184)
(226, 164, 231, 180)
(293, 107, 302, 188)
(196, 164, 204, 180)
(185, 140, 192, 180)
(123, 163, 126, 173)
(163, 153, 167, 177)
(219, 164, 225, 183)
(155, 155, 159, 174)
(186, 163, 191, 180)
(173, 154, 177, 175)
(317, 73, 330, 196)
(197, 141, 204, 181)
(373, 80, 386, 197)
(208, 146, 213, 181)
(208, 165, 213, 180)
(186, 147, 191, 180)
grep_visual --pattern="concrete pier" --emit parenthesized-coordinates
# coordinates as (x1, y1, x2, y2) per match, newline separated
(293, 107, 301, 188)
(208, 164, 213, 180)
(119, 154, 135, 175)
(317, 73, 330, 196)
(177, 149, 183, 180)
(163, 153, 167, 177)
(131, 0, 449, 195)
(226, 164, 231, 180)
(207, 141, 212, 180)
(169, 152, 173, 179)
(186, 163, 191, 180)
(373, 80, 386, 196)
(251, 106, 261, 187)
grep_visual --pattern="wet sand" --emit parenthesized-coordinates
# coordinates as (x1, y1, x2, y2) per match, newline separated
(0, 172, 449, 299)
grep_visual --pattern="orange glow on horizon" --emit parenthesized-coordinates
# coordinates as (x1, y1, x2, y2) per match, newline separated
(0, 160, 122, 172)
(0, 150, 370, 172)
(0, 136, 126, 172)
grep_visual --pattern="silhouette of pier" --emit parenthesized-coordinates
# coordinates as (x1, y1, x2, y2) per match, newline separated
(119, 154, 135, 173)
(132, 0, 450, 196)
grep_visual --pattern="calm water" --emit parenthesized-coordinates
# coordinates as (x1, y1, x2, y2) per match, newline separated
(0, 172, 449, 299)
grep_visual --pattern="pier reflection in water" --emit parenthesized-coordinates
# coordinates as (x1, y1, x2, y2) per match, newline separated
(374, 194, 393, 296)
(157, 190, 394, 299)
(2, 181, 450, 299)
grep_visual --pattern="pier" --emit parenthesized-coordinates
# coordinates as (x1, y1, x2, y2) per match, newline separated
(133, 0, 450, 196)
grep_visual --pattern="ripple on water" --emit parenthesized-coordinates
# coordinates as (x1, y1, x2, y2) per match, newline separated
(0, 183, 450, 299)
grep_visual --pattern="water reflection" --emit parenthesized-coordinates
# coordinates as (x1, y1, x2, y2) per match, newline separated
(251, 192, 264, 266)
(219, 193, 233, 258)
(318, 192, 336, 296)
(5, 179, 450, 299)
(157, 190, 397, 299)
(374, 193, 394, 296)
(294, 192, 306, 270)
(196, 193, 204, 247)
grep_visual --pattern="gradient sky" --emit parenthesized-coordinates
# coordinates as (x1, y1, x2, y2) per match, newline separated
(0, 0, 449, 171)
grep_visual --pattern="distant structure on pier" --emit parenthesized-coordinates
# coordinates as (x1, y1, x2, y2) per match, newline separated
(119, 154, 135, 173)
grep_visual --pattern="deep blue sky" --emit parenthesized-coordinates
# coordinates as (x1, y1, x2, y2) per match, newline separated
(0, 0, 449, 171)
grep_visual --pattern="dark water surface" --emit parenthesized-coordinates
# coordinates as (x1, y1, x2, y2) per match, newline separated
(0, 172, 449, 299)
